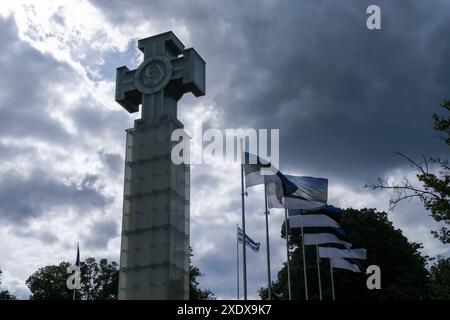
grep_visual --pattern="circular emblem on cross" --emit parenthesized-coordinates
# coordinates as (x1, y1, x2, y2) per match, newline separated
(134, 55, 173, 94)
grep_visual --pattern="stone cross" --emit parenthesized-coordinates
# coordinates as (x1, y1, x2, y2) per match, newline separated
(115, 31, 205, 300)
(116, 31, 205, 122)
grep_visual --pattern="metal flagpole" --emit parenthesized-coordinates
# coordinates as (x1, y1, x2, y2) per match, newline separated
(284, 206, 292, 300)
(315, 241, 323, 300)
(73, 242, 78, 300)
(264, 184, 272, 300)
(237, 225, 240, 300)
(240, 139, 248, 300)
(330, 258, 335, 300)
(300, 225, 309, 300)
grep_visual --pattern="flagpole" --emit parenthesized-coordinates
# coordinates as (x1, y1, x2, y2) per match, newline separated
(73, 242, 78, 301)
(283, 206, 292, 300)
(240, 139, 248, 300)
(237, 224, 240, 300)
(315, 241, 323, 300)
(264, 183, 272, 300)
(300, 225, 309, 300)
(330, 259, 335, 300)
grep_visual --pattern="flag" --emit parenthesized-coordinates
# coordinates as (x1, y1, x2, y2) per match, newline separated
(331, 258, 365, 273)
(318, 246, 367, 260)
(291, 206, 342, 222)
(242, 152, 279, 189)
(237, 226, 260, 253)
(288, 206, 342, 228)
(289, 214, 340, 228)
(302, 226, 352, 248)
(75, 243, 80, 267)
(266, 174, 328, 210)
(303, 233, 352, 249)
(242, 153, 328, 210)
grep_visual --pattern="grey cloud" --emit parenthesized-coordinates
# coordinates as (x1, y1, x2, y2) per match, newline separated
(0, 169, 112, 224)
(13, 228, 58, 245)
(83, 219, 119, 250)
(86, 0, 450, 298)
(98, 150, 123, 173)
(0, 16, 75, 144)
(0, 141, 37, 161)
(88, 0, 450, 186)
(70, 102, 130, 140)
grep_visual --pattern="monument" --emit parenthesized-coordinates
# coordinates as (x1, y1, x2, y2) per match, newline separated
(115, 31, 205, 299)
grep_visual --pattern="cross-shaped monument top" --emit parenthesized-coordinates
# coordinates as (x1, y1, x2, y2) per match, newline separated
(115, 31, 205, 122)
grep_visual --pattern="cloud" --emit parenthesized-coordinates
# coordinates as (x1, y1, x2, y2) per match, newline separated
(0, 168, 111, 224)
(13, 228, 58, 245)
(0, 1, 449, 299)
(83, 218, 119, 249)
(0, 16, 74, 144)
(98, 150, 123, 173)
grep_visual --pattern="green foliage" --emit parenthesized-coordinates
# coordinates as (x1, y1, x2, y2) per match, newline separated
(25, 253, 213, 300)
(366, 100, 450, 243)
(189, 248, 215, 300)
(79, 258, 119, 300)
(0, 267, 17, 300)
(430, 257, 450, 299)
(26, 258, 118, 300)
(259, 208, 431, 300)
(26, 262, 73, 300)
(433, 100, 450, 148)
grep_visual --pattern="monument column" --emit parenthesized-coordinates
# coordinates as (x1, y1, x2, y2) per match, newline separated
(115, 31, 205, 299)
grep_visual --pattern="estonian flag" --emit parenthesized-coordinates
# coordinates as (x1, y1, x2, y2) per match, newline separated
(303, 232, 352, 249)
(75, 243, 80, 267)
(331, 257, 365, 273)
(288, 206, 342, 228)
(242, 152, 279, 189)
(237, 226, 260, 253)
(266, 174, 328, 210)
(318, 246, 367, 260)
(302, 226, 361, 251)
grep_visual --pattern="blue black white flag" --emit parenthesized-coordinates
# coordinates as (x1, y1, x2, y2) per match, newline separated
(288, 206, 342, 228)
(331, 258, 365, 273)
(242, 152, 279, 189)
(237, 226, 260, 253)
(318, 246, 367, 260)
(289, 214, 340, 228)
(266, 174, 328, 210)
(303, 232, 352, 249)
(75, 243, 80, 267)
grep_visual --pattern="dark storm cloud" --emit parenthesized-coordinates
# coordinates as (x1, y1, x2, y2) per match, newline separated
(0, 169, 112, 225)
(89, 0, 450, 186)
(83, 219, 119, 249)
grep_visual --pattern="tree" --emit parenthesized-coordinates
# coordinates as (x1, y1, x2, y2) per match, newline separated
(366, 100, 450, 243)
(0, 267, 17, 300)
(259, 208, 431, 300)
(26, 262, 73, 300)
(429, 257, 450, 299)
(25, 254, 213, 300)
(26, 258, 118, 300)
(79, 258, 118, 300)
(189, 248, 214, 300)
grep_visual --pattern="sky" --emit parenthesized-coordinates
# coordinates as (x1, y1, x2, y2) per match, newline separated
(0, 0, 449, 299)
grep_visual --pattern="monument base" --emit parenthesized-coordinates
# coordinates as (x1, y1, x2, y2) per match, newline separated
(118, 119, 190, 300)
